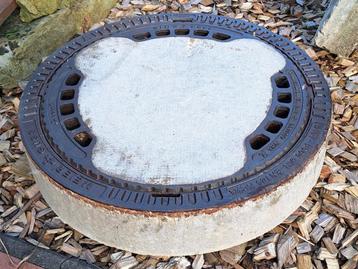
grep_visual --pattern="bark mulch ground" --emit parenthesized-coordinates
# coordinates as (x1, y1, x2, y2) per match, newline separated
(0, 0, 358, 268)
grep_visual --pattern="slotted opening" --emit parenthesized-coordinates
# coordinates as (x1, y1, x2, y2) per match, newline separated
(173, 18, 193, 23)
(278, 92, 292, 103)
(74, 132, 92, 147)
(274, 106, 290, 118)
(60, 103, 74, 115)
(250, 135, 270, 150)
(61, 89, 75, 100)
(194, 30, 209, 36)
(64, 118, 80, 130)
(152, 193, 181, 198)
(212, 32, 231, 40)
(133, 32, 151, 41)
(175, 29, 190, 35)
(266, 121, 283, 134)
(156, 29, 170, 36)
(275, 76, 290, 88)
(65, 73, 81, 86)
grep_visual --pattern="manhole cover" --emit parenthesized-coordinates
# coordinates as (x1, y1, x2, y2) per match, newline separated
(20, 13, 331, 256)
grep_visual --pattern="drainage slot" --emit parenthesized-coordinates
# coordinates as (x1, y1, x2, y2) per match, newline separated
(274, 106, 290, 118)
(278, 92, 292, 103)
(194, 30, 209, 36)
(275, 76, 290, 88)
(60, 104, 74, 115)
(175, 29, 190, 35)
(65, 73, 81, 86)
(61, 89, 75, 100)
(156, 29, 170, 36)
(173, 18, 193, 22)
(212, 32, 231, 40)
(133, 32, 151, 41)
(64, 118, 80, 130)
(266, 121, 283, 134)
(250, 135, 270, 150)
(152, 193, 181, 198)
(74, 132, 92, 147)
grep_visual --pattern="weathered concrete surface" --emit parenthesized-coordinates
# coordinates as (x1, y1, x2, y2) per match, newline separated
(76, 37, 286, 185)
(315, 0, 358, 57)
(29, 145, 326, 256)
(0, 0, 116, 89)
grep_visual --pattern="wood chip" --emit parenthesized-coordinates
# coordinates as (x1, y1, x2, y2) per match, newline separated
(141, 4, 160, 11)
(317, 248, 336, 260)
(277, 232, 299, 267)
(332, 224, 346, 244)
(325, 258, 340, 269)
(340, 245, 358, 260)
(322, 237, 338, 255)
(80, 249, 96, 264)
(60, 242, 82, 257)
(192, 254, 204, 269)
(344, 193, 358, 214)
(253, 242, 276, 261)
(310, 225, 324, 243)
(297, 242, 312, 254)
(297, 255, 313, 269)
(341, 229, 358, 248)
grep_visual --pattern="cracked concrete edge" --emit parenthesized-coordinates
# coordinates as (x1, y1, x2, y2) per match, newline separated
(0, 233, 101, 269)
(29, 143, 326, 256)
(314, 0, 358, 57)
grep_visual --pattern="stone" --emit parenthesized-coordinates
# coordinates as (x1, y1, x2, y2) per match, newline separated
(315, 0, 358, 57)
(16, 0, 64, 23)
(0, 0, 116, 89)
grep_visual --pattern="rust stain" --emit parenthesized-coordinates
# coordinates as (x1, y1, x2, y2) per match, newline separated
(28, 143, 324, 219)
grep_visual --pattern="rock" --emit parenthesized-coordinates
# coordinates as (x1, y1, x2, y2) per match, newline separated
(315, 0, 358, 57)
(16, 0, 64, 22)
(0, 0, 116, 89)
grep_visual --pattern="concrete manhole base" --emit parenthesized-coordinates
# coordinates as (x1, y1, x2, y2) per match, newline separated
(20, 13, 331, 256)
(30, 146, 325, 256)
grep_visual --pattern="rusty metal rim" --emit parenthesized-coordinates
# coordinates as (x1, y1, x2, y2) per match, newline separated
(19, 13, 331, 212)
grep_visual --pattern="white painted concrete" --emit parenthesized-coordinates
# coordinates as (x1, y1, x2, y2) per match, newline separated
(76, 37, 286, 185)
(29, 144, 326, 256)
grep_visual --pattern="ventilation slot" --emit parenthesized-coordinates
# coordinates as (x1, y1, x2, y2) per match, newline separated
(64, 118, 80, 130)
(133, 32, 151, 41)
(74, 132, 92, 147)
(250, 135, 270, 150)
(156, 29, 170, 36)
(266, 121, 283, 134)
(275, 76, 290, 88)
(65, 73, 81, 86)
(60, 104, 74, 115)
(274, 106, 290, 118)
(61, 89, 75, 100)
(175, 29, 190, 35)
(278, 93, 292, 103)
(194, 30, 209, 36)
(212, 32, 231, 40)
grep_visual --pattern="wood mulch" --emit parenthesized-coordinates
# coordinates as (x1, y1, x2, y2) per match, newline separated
(1, 0, 357, 268)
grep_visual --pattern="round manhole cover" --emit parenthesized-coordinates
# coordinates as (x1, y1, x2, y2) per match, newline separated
(20, 13, 331, 256)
